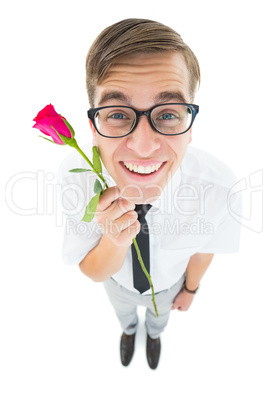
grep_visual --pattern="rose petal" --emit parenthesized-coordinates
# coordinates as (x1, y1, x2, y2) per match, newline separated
(33, 122, 64, 144)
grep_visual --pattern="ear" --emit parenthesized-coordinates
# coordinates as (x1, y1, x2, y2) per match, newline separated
(188, 128, 193, 144)
(89, 120, 98, 146)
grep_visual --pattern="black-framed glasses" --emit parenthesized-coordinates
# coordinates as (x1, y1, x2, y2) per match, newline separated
(87, 103, 199, 138)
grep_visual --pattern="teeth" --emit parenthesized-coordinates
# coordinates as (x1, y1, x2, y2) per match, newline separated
(123, 162, 162, 174)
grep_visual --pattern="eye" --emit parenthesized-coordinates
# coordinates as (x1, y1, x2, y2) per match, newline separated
(158, 112, 177, 120)
(108, 112, 127, 120)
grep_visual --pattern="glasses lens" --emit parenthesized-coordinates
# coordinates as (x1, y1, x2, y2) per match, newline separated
(151, 104, 193, 135)
(94, 106, 136, 137)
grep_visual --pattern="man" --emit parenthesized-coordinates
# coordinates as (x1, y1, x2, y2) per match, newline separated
(58, 18, 241, 369)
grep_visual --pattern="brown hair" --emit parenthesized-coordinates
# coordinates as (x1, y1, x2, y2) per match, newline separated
(85, 18, 200, 106)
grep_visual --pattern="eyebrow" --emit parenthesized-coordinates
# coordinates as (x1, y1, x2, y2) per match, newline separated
(155, 91, 187, 104)
(98, 91, 131, 106)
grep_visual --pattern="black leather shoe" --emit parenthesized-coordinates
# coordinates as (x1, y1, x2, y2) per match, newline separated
(146, 334, 161, 369)
(120, 333, 136, 366)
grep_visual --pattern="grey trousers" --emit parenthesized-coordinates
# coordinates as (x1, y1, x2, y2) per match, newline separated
(103, 274, 185, 339)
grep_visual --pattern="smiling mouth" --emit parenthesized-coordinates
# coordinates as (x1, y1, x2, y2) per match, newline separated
(123, 161, 164, 175)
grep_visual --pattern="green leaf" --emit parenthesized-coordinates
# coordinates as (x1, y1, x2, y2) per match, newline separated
(39, 135, 62, 145)
(93, 178, 102, 194)
(92, 146, 102, 174)
(81, 192, 100, 222)
(69, 168, 92, 173)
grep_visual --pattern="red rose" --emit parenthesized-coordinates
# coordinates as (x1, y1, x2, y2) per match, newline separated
(33, 104, 74, 145)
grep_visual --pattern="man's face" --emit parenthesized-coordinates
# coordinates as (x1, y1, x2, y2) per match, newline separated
(90, 52, 193, 204)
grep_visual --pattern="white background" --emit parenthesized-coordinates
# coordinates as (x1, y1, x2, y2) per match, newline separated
(1, 0, 267, 401)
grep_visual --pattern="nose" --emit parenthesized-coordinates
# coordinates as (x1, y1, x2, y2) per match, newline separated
(126, 115, 161, 155)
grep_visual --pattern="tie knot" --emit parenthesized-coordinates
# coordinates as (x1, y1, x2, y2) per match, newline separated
(135, 204, 152, 222)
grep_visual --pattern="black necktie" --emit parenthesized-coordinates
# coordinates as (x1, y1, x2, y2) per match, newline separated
(131, 204, 152, 294)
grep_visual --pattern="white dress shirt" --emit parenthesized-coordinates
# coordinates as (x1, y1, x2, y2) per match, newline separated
(57, 144, 241, 295)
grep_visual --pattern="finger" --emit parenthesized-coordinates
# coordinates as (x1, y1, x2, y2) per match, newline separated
(97, 198, 136, 225)
(171, 296, 183, 310)
(171, 295, 180, 310)
(99, 209, 138, 238)
(97, 186, 121, 212)
(106, 197, 137, 221)
(171, 303, 180, 310)
(112, 210, 139, 234)
(112, 220, 141, 247)
(97, 187, 136, 216)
